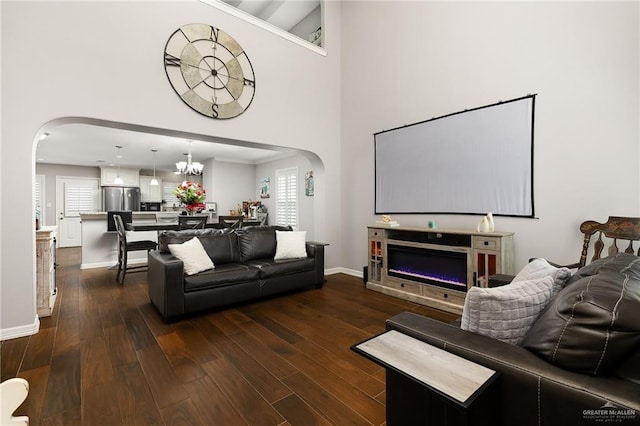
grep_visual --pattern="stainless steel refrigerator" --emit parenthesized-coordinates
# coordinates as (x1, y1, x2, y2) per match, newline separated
(102, 186, 141, 212)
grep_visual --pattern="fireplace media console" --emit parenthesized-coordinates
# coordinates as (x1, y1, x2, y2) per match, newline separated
(367, 226, 514, 314)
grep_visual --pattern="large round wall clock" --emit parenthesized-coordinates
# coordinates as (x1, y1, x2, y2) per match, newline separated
(164, 23, 256, 119)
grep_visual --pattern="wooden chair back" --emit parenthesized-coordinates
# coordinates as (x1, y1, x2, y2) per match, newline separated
(113, 214, 127, 250)
(578, 216, 640, 268)
(218, 215, 243, 229)
(242, 220, 262, 227)
(178, 215, 207, 230)
(113, 213, 157, 283)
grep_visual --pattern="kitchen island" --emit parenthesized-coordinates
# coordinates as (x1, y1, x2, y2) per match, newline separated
(79, 212, 181, 270)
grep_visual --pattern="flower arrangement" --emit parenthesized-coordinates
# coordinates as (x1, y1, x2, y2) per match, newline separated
(174, 181, 206, 214)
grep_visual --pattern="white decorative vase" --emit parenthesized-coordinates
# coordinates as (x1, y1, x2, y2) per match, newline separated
(477, 217, 489, 232)
(487, 212, 495, 232)
(477, 213, 494, 233)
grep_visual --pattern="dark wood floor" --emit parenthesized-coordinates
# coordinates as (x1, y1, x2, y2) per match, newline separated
(1, 247, 456, 425)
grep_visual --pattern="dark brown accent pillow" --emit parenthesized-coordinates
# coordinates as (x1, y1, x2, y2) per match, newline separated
(522, 253, 640, 375)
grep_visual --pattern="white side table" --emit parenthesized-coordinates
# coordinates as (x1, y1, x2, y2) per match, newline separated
(353, 330, 500, 425)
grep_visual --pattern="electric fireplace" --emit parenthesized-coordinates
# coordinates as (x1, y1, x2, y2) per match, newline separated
(387, 244, 468, 292)
(366, 226, 514, 314)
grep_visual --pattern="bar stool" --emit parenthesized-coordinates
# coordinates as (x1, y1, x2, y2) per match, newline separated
(113, 214, 157, 283)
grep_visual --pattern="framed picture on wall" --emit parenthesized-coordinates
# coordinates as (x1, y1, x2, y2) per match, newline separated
(260, 177, 270, 198)
(305, 171, 314, 196)
(205, 202, 217, 213)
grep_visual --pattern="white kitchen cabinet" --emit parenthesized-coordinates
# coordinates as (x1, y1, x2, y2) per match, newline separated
(100, 167, 140, 186)
(139, 176, 163, 202)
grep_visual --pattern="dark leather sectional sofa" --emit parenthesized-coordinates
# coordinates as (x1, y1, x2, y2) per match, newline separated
(384, 254, 640, 426)
(148, 226, 325, 322)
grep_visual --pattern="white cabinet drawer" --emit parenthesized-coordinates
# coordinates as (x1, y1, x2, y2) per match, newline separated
(473, 237, 501, 250)
(386, 279, 421, 295)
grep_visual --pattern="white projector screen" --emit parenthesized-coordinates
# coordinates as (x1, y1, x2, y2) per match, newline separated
(375, 95, 535, 217)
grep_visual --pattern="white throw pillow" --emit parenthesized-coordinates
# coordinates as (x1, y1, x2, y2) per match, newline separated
(512, 258, 572, 295)
(461, 275, 555, 345)
(168, 237, 214, 275)
(274, 230, 307, 260)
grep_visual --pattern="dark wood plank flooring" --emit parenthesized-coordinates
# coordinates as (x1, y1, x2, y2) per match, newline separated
(1, 247, 456, 425)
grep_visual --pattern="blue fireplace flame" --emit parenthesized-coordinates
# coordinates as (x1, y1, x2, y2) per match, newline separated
(388, 268, 466, 289)
(387, 244, 468, 292)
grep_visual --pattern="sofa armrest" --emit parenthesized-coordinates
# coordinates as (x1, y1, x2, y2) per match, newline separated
(385, 312, 640, 426)
(488, 273, 515, 287)
(306, 241, 326, 288)
(148, 250, 186, 322)
(489, 257, 582, 287)
(546, 260, 580, 269)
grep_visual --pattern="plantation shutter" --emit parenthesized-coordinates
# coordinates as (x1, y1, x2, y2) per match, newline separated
(275, 167, 298, 229)
(64, 181, 97, 217)
(163, 182, 179, 204)
(35, 174, 44, 214)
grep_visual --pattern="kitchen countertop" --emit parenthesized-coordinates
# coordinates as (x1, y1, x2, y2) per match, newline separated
(79, 212, 180, 221)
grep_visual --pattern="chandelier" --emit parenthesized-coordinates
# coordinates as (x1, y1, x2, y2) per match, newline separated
(175, 141, 203, 176)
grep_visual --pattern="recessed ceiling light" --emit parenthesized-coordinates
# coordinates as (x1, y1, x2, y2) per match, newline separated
(39, 132, 50, 141)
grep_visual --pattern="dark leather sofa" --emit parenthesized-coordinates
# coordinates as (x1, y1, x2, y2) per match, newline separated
(387, 313, 640, 425)
(384, 254, 640, 426)
(148, 226, 325, 322)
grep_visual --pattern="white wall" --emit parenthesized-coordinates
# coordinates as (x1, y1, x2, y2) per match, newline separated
(340, 1, 639, 272)
(256, 154, 315, 234)
(210, 159, 256, 216)
(290, 5, 322, 43)
(36, 164, 101, 226)
(7, 0, 638, 339)
(1, 1, 341, 337)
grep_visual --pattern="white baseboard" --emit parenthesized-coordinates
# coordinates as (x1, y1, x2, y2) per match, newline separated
(81, 258, 147, 270)
(0, 315, 40, 341)
(326, 267, 363, 278)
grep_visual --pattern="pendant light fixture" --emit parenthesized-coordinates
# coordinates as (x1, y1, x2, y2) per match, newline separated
(175, 140, 203, 176)
(113, 145, 124, 185)
(150, 149, 159, 186)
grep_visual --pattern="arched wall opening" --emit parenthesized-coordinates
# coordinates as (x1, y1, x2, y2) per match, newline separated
(34, 116, 327, 241)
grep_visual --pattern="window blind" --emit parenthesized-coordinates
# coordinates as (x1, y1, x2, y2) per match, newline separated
(163, 182, 181, 204)
(64, 182, 97, 216)
(275, 167, 298, 229)
(35, 175, 44, 213)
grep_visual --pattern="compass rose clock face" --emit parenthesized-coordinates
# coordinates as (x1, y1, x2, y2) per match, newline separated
(164, 23, 256, 119)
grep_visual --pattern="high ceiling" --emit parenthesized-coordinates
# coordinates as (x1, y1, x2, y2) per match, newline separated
(36, 1, 321, 172)
(221, 0, 320, 32)
(35, 123, 293, 172)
